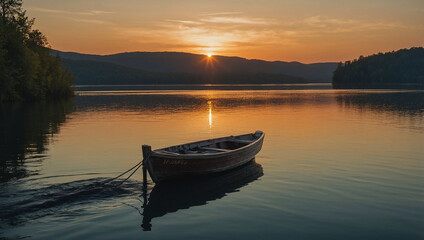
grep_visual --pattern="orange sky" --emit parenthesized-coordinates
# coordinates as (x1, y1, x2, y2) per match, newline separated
(26, 0, 424, 63)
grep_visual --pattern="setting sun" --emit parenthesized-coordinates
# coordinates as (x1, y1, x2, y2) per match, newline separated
(207, 53, 213, 57)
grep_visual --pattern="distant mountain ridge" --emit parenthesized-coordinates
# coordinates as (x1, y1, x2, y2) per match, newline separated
(52, 50, 338, 84)
(62, 58, 309, 85)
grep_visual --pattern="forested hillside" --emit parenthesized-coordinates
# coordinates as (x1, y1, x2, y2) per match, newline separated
(62, 59, 305, 85)
(0, 0, 73, 102)
(333, 47, 424, 89)
(54, 50, 338, 83)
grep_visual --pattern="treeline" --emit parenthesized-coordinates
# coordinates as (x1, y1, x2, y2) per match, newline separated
(0, 0, 73, 102)
(333, 47, 424, 88)
(62, 58, 306, 85)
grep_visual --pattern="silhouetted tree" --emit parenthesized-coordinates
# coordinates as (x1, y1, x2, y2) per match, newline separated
(1, 0, 22, 23)
(0, 0, 74, 102)
(332, 47, 424, 89)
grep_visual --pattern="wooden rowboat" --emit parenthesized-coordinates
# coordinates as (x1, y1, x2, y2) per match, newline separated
(143, 131, 264, 183)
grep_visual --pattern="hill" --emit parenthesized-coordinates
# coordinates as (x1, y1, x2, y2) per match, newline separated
(333, 47, 424, 89)
(53, 50, 338, 84)
(62, 59, 306, 85)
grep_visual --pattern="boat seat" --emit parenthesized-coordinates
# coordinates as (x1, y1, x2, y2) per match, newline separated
(230, 139, 253, 144)
(201, 147, 231, 152)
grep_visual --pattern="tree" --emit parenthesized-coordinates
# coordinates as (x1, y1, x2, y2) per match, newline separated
(1, 0, 22, 23)
(0, 0, 74, 102)
(332, 47, 424, 89)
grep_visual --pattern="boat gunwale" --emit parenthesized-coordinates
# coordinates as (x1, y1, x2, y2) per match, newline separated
(150, 131, 264, 159)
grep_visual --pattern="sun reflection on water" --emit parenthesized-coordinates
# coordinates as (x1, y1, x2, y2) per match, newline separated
(208, 101, 212, 128)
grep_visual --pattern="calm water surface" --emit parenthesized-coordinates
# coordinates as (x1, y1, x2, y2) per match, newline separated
(1, 86, 423, 239)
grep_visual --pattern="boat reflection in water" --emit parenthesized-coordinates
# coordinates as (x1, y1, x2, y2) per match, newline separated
(140, 159, 263, 231)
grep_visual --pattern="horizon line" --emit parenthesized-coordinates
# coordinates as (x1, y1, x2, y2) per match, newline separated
(51, 48, 342, 64)
(51, 46, 422, 64)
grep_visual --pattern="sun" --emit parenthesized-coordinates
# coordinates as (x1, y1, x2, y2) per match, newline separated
(207, 53, 213, 57)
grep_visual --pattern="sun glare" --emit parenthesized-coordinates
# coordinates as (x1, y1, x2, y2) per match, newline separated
(208, 101, 212, 128)
(207, 53, 213, 57)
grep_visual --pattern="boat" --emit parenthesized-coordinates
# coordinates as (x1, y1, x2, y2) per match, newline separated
(143, 130, 264, 183)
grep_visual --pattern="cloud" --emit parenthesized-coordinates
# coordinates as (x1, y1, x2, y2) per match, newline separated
(166, 19, 202, 25)
(141, 14, 275, 54)
(299, 15, 410, 33)
(201, 16, 269, 25)
(72, 18, 114, 25)
(117, 12, 414, 56)
(201, 12, 242, 16)
(30, 7, 66, 14)
(30, 7, 114, 16)
(168, 14, 272, 27)
(118, 13, 293, 55)
(30, 7, 115, 26)
(85, 10, 114, 15)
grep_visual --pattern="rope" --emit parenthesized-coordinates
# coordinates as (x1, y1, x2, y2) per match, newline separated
(102, 154, 150, 186)
(113, 161, 143, 187)
(101, 161, 142, 185)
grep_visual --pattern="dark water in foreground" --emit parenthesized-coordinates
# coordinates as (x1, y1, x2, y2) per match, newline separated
(1, 85, 423, 239)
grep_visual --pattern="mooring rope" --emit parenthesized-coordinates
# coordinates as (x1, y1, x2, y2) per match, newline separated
(102, 154, 150, 186)
(101, 161, 142, 185)
(113, 160, 144, 186)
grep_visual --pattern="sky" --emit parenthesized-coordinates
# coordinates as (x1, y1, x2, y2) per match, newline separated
(26, 0, 424, 63)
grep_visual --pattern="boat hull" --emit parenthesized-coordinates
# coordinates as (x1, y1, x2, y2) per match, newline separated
(145, 132, 264, 183)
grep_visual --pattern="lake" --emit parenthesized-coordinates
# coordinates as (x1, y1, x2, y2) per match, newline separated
(1, 84, 423, 239)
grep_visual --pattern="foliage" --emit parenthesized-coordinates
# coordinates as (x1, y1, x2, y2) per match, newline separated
(0, 0, 73, 102)
(332, 47, 424, 89)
